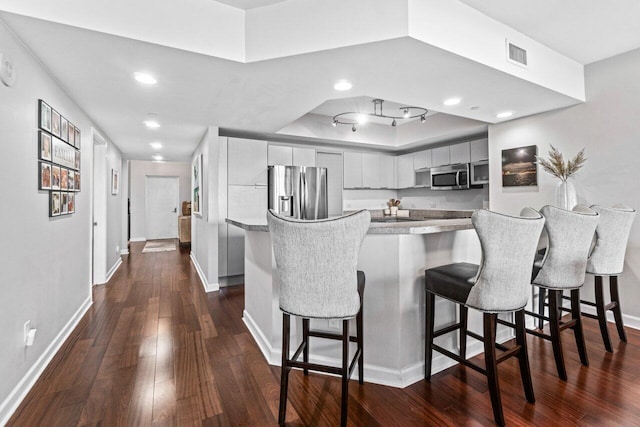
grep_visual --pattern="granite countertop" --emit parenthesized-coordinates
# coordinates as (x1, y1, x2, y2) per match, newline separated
(226, 209, 475, 235)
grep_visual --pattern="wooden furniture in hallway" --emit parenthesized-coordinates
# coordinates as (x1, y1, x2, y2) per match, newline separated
(8, 239, 640, 426)
(178, 215, 191, 244)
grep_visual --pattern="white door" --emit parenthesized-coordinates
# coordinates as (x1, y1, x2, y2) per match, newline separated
(92, 133, 107, 284)
(145, 176, 179, 240)
(316, 152, 343, 216)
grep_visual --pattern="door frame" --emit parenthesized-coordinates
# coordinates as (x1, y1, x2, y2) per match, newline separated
(144, 175, 180, 240)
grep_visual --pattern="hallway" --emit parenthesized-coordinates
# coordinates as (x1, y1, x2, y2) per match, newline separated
(8, 241, 640, 426)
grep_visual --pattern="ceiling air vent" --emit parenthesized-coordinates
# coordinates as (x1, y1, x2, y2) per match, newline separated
(506, 40, 527, 67)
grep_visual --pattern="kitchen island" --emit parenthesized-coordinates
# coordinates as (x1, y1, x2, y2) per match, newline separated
(227, 210, 511, 388)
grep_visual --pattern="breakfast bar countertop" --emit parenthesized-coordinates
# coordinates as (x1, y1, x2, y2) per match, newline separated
(226, 209, 475, 235)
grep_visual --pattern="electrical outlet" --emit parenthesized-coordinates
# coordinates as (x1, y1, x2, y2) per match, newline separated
(23, 320, 30, 345)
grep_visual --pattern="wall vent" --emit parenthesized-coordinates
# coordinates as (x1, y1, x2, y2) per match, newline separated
(506, 40, 528, 67)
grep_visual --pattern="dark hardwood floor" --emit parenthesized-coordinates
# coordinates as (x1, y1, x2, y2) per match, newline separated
(8, 240, 640, 426)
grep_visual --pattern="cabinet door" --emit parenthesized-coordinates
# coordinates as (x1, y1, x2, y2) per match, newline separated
(413, 149, 432, 170)
(396, 153, 415, 188)
(378, 155, 395, 188)
(228, 138, 268, 185)
(268, 145, 292, 166)
(361, 153, 380, 188)
(432, 146, 450, 167)
(227, 185, 268, 276)
(449, 142, 471, 165)
(292, 147, 316, 166)
(343, 152, 362, 188)
(470, 138, 489, 162)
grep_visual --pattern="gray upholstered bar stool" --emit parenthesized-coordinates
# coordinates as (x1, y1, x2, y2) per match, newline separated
(424, 208, 545, 427)
(267, 209, 370, 427)
(582, 204, 636, 352)
(527, 205, 598, 381)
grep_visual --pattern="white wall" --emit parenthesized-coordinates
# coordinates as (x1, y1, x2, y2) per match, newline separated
(0, 19, 116, 423)
(128, 160, 190, 241)
(190, 127, 222, 292)
(488, 47, 640, 320)
(105, 141, 123, 275)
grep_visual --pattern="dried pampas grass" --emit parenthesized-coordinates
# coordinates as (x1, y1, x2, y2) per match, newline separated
(536, 145, 586, 181)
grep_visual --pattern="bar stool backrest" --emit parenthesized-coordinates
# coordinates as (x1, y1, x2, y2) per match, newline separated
(587, 205, 636, 275)
(267, 209, 370, 319)
(533, 205, 599, 289)
(465, 208, 545, 312)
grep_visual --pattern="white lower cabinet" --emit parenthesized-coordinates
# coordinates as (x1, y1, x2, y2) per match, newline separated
(227, 185, 268, 276)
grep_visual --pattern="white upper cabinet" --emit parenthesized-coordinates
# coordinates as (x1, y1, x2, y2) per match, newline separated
(361, 153, 380, 188)
(396, 153, 415, 188)
(292, 147, 316, 166)
(449, 142, 471, 165)
(431, 146, 450, 167)
(267, 144, 292, 166)
(413, 149, 432, 170)
(228, 138, 268, 186)
(343, 152, 363, 188)
(378, 155, 396, 188)
(470, 138, 489, 162)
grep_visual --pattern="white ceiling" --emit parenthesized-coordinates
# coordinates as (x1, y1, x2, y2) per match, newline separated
(212, 0, 286, 10)
(2, 1, 640, 161)
(460, 0, 640, 64)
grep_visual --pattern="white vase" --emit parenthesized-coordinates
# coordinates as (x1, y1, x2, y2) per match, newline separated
(554, 179, 577, 210)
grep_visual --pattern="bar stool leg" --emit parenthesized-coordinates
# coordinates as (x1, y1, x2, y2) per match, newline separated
(341, 319, 350, 427)
(594, 275, 613, 352)
(356, 306, 364, 384)
(459, 305, 468, 359)
(483, 313, 504, 427)
(571, 289, 589, 366)
(548, 290, 567, 381)
(302, 318, 310, 375)
(610, 275, 627, 342)
(424, 291, 435, 381)
(515, 309, 535, 403)
(279, 314, 291, 425)
(538, 288, 547, 330)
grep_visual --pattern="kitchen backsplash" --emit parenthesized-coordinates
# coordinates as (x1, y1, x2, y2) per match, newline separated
(343, 187, 489, 211)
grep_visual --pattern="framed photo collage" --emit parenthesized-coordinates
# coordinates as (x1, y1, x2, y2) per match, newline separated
(38, 100, 81, 217)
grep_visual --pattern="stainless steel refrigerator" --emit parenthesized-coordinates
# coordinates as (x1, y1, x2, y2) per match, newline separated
(268, 165, 328, 220)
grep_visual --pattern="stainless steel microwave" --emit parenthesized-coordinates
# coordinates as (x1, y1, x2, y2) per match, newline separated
(430, 164, 470, 190)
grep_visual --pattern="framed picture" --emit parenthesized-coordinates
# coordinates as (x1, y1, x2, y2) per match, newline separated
(60, 168, 69, 190)
(68, 193, 75, 213)
(502, 145, 538, 187)
(74, 150, 81, 170)
(75, 127, 81, 148)
(192, 154, 202, 216)
(50, 191, 61, 217)
(60, 116, 68, 142)
(68, 123, 75, 146)
(39, 162, 52, 190)
(51, 165, 61, 190)
(61, 192, 69, 215)
(39, 131, 52, 161)
(51, 109, 61, 138)
(68, 170, 75, 191)
(39, 100, 52, 132)
(111, 169, 119, 195)
(75, 171, 81, 192)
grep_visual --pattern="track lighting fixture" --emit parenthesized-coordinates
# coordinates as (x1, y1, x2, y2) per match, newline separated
(332, 99, 428, 130)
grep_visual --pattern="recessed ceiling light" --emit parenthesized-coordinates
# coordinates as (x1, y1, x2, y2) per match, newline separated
(334, 80, 352, 91)
(149, 142, 162, 149)
(134, 72, 157, 85)
(444, 97, 462, 106)
(496, 111, 513, 119)
(152, 154, 163, 161)
(144, 120, 160, 128)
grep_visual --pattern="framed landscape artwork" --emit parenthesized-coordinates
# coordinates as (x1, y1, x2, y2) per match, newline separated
(501, 145, 538, 187)
(192, 154, 202, 216)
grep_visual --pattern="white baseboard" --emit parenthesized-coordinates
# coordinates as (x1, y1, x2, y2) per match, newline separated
(581, 305, 640, 331)
(129, 237, 146, 242)
(120, 249, 129, 255)
(189, 253, 220, 293)
(219, 275, 244, 287)
(242, 309, 514, 388)
(105, 257, 122, 283)
(0, 296, 93, 426)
